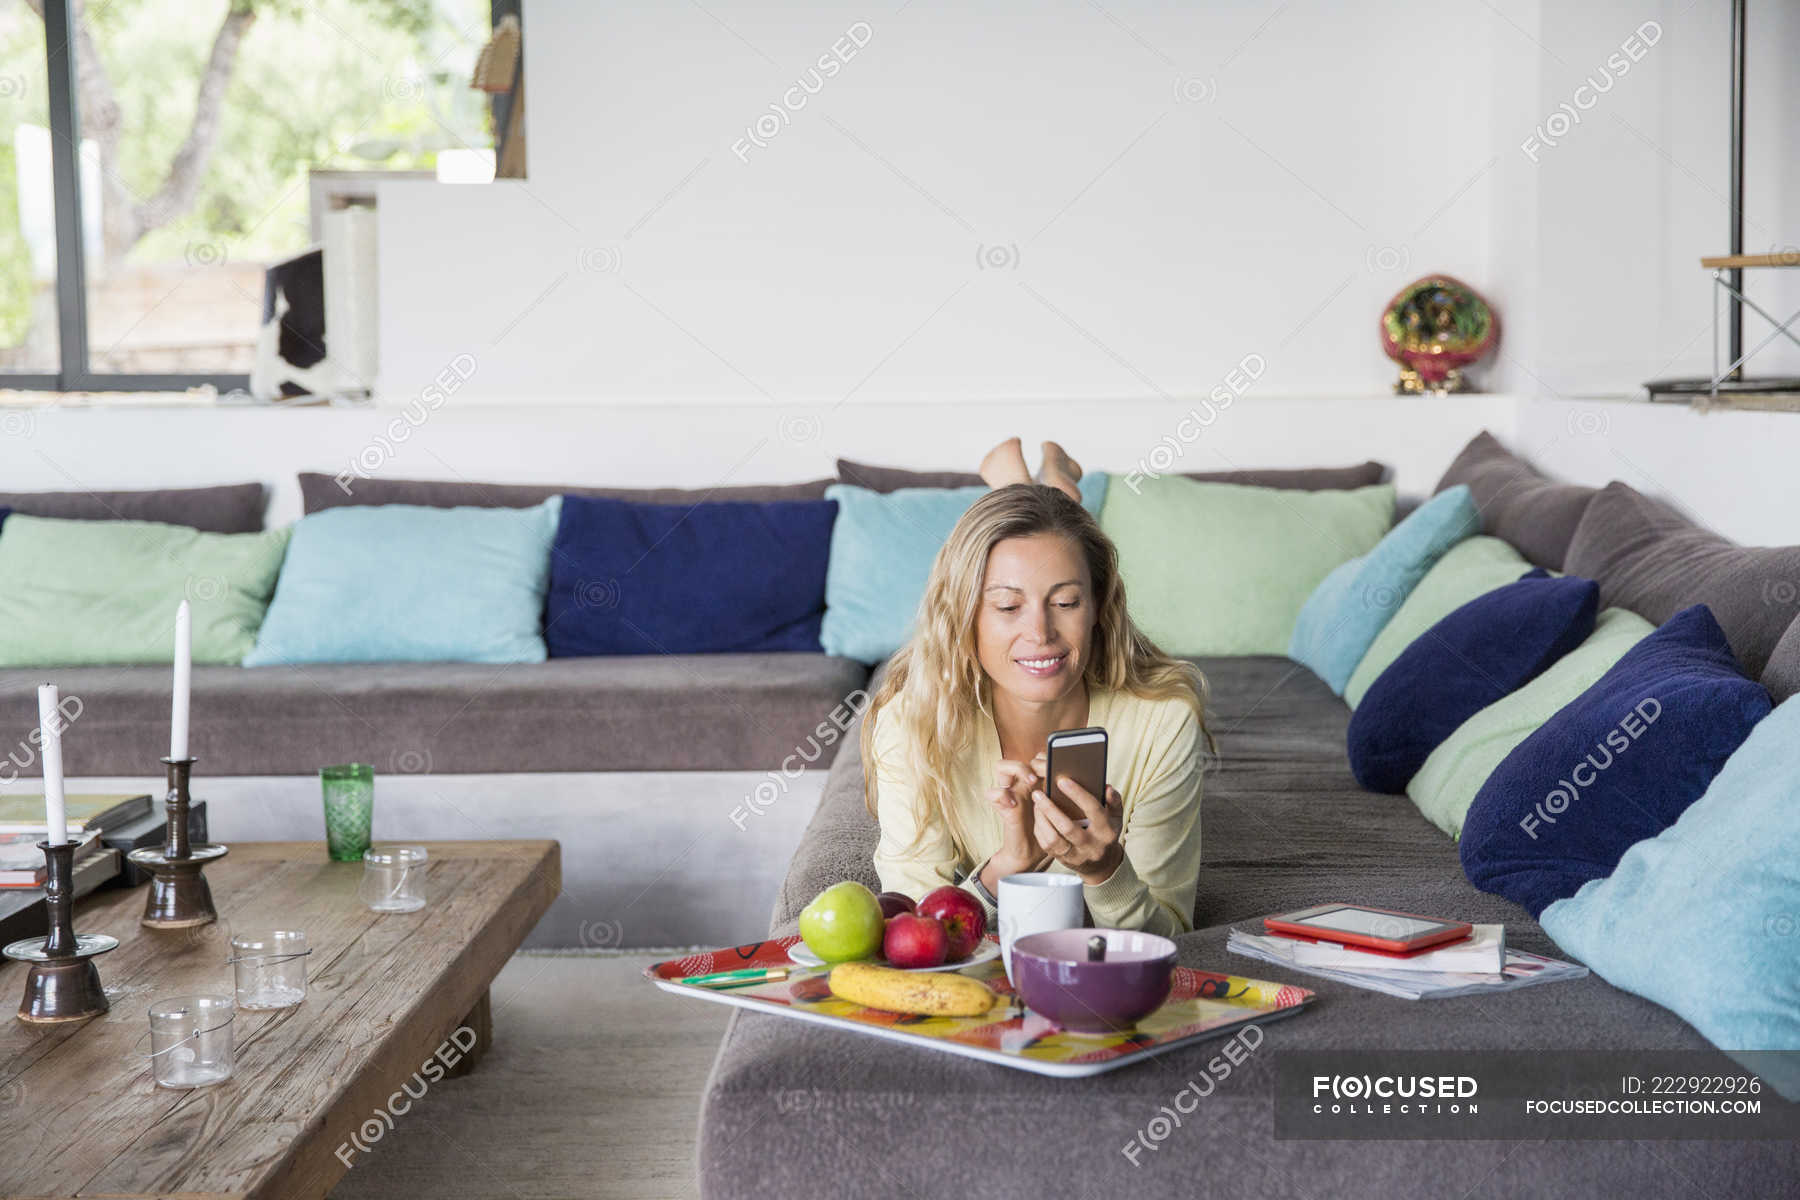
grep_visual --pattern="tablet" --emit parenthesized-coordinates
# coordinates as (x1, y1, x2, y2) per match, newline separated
(1263, 903, 1472, 955)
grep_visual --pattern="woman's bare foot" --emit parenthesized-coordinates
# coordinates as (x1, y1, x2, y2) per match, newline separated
(1038, 440, 1084, 502)
(979, 437, 1033, 488)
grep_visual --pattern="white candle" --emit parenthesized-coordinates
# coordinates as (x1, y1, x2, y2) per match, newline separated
(171, 599, 191, 760)
(38, 683, 67, 845)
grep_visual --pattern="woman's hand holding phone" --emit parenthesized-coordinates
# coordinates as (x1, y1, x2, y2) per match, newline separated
(1032, 774, 1125, 886)
(981, 760, 1051, 892)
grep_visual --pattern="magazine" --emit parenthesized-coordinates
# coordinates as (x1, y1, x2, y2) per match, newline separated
(1228, 927, 1587, 1001)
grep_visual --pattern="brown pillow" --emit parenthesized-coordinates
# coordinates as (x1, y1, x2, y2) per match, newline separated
(1563, 481, 1800, 685)
(1435, 431, 1596, 569)
(835, 458, 1386, 493)
(0, 483, 265, 533)
(300, 473, 833, 513)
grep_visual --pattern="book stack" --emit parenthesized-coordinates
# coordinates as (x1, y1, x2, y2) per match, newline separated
(0, 791, 161, 946)
(0, 793, 153, 885)
(1228, 924, 1588, 1000)
(0, 829, 106, 886)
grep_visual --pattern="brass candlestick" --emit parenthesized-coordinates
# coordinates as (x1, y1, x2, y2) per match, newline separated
(127, 757, 229, 929)
(2, 841, 118, 1023)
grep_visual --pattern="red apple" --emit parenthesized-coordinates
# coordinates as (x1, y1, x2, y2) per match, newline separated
(877, 891, 916, 920)
(917, 885, 986, 961)
(883, 913, 949, 968)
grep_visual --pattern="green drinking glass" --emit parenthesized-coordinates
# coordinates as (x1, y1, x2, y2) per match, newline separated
(319, 763, 375, 862)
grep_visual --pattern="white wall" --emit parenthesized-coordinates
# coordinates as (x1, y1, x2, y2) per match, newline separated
(378, 0, 1795, 406)
(379, 0, 1498, 403)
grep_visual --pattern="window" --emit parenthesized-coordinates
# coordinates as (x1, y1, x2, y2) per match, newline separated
(0, 0, 495, 391)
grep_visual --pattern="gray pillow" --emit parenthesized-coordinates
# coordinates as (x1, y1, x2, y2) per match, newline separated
(1563, 481, 1800, 688)
(835, 458, 1386, 493)
(300, 473, 832, 513)
(1763, 619, 1800, 703)
(1434, 431, 1596, 569)
(0, 483, 265, 533)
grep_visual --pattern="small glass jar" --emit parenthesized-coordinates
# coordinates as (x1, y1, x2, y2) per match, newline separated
(229, 929, 309, 1011)
(361, 844, 428, 913)
(148, 994, 235, 1089)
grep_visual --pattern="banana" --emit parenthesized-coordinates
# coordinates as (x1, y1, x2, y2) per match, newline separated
(828, 961, 997, 1017)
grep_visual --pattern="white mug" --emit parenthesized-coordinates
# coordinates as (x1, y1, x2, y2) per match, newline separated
(998, 872, 1086, 980)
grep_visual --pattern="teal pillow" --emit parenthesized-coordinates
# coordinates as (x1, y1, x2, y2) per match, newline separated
(1541, 695, 1800, 1098)
(1099, 477, 1395, 656)
(246, 499, 560, 665)
(1289, 485, 1479, 693)
(819, 478, 1107, 663)
(0, 514, 289, 666)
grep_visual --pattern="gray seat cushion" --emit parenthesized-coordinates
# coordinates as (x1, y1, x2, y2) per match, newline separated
(704, 656, 1789, 1199)
(0, 654, 869, 775)
(0, 483, 266, 533)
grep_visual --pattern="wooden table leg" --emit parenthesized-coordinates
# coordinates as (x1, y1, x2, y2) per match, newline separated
(446, 988, 492, 1078)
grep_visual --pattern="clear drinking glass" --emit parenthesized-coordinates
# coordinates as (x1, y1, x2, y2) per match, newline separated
(230, 930, 309, 1010)
(148, 994, 235, 1089)
(320, 763, 375, 862)
(361, 845, 428, 913)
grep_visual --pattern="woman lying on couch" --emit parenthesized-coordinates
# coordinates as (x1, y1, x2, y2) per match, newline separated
(865, 439, 1214, 936)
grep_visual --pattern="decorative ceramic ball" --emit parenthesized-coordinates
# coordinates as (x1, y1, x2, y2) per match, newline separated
(1379, 275, 1498, 394)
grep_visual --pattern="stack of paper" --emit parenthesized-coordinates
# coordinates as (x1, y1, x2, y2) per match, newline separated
(1228, 927, 1587, 1000)
(1283, 923, 1507, 975)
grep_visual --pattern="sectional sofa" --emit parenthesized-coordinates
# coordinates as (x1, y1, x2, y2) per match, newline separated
(695, 434, 1800, 1198)
(0, 459, 1383, 948)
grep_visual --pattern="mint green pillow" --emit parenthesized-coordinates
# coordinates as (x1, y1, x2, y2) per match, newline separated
(1343, 535, 1531, 707)
(1407, 606, 1656, 837)
(0, 515, 290, 665)
(1099, 478, 1394, 656)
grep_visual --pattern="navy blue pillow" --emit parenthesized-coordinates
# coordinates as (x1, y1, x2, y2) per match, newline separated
(545, 495, 838, 656)
(1348, 569, 1598, 793)
(1459, 604, 1771, 916)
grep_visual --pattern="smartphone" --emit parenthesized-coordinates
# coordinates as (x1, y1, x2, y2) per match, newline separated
(1044, 727, 1108, 823)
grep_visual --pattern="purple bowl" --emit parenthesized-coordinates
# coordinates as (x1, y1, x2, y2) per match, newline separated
(1010, 928, 1178, 1033)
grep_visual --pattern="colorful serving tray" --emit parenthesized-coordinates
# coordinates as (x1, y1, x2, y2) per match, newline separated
(648, 935, 1315, 1078)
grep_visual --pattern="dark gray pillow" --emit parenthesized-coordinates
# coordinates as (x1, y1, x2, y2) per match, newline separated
(300, 473, 832, 514)
(1564, 481, 1800, 688)
(0, 483, 265, 533)
(835, 458, 1386, 493)
(1763, 619, 1800, 703)
(1435, 431, 1596, 569)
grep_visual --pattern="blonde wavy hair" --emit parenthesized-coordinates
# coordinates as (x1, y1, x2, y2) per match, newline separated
(862, 483, 1212, 857)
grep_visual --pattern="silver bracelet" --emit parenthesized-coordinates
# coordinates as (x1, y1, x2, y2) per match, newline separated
(967, 861, 1000, 907)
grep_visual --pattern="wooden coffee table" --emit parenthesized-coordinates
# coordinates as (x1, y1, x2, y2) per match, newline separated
(0, 839, 559, 1199)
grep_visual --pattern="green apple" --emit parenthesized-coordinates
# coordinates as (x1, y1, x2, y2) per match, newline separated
(798, 881, 886, 963)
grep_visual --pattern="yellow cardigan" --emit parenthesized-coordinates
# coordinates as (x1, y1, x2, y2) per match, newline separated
(870, 687, 1205, 936)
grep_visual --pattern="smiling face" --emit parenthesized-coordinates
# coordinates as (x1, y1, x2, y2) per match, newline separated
(974, 532, 1095, 706)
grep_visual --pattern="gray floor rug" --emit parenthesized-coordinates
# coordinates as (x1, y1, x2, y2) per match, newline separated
(331, 951, 727, 1200)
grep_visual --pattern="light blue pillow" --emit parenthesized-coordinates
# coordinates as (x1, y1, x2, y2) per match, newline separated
(1288, 484, 1479, 693)
(1540, 695, 1800, 1098)
(245, 499, 561, 666)
(820, 477, 1106, 663)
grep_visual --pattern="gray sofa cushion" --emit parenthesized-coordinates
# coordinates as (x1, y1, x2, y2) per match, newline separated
(835, 459, 1388, 493)
(0, 654, 869, 775)
(1434, 431, 1596, 569)
(1564, 481, 1800, 691)
(0, 483, 266, 533)
(299, 473, 833, 513)
(707, 656, 1788, 1199)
